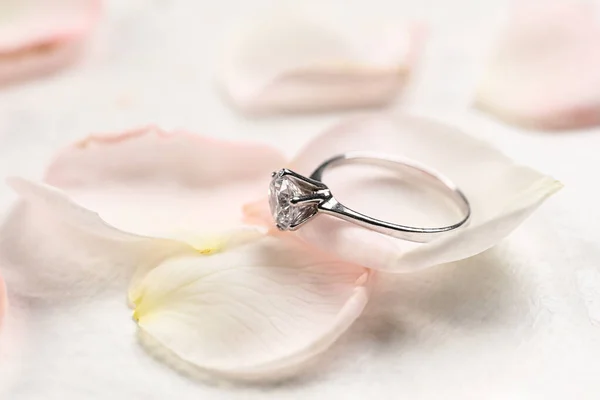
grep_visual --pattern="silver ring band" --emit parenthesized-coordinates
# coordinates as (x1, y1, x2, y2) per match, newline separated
(268, 151, 471, 243)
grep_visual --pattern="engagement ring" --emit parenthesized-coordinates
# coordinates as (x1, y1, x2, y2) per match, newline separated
(268, 152, 471, 243)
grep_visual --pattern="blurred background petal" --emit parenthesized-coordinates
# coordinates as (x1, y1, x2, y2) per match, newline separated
(0, 275, 5, 329)
(0, 0, 101, 85)
(475, 0, 600, 130)
(219, 14, 423, 114)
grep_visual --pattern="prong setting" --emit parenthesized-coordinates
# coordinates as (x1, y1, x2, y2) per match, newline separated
(268, 169, 327, 231)
(290, 189, 331, 205)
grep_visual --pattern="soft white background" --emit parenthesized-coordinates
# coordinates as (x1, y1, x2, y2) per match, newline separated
(1, 0, 600, 398)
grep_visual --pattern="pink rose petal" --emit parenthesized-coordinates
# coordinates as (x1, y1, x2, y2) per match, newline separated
(245, 114, 561, 272)
(45, 126, 286, 239)
(0, 180, 178, 298)
(475, 0, 600, 129)
(0, 276, 6, 330)
(4, 127, 286, 297)
(0, 0, 101, 84)
(220, 15, 424, 114)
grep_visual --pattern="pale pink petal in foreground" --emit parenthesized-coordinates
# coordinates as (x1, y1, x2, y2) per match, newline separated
(133, 235, 371, 382)
(475, 0, 600, 130)
(3, 177, 185, 298)
(245, 114, 562, 272)
(220, 15, 423, 114)
(0, 0, 101, 85)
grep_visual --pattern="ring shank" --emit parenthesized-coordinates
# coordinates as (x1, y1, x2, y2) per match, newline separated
(309, 152, 471, 243)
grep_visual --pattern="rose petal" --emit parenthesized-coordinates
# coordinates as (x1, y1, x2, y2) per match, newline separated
(0, 0, 101, 84)
(1, 178, 184, 299)
(2, 172, 371, 383)
(0, 276, 6, 330)
(44, 126, 286, 242)
(3, 177, 197, 300)
(7, 177, 147, 242)
(244, 115, 561, 272)
(220, 15, 423, 114)
(475, 0, 600, 130)
(132, 235, 371, 381)
(6, 127, 284, 296)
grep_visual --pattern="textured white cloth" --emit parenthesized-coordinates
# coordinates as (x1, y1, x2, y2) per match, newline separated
(0, 0, 599, 398)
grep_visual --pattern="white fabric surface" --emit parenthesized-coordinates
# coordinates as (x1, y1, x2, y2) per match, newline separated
(0, 0, 599, 398)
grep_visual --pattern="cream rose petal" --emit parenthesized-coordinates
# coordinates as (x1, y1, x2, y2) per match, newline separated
(244, 115, 561, 272)
(475, 0, 600, 130)
(220, 15, 422, 114)
(0, 0, 100, 85)
(132, 235, 371, 382)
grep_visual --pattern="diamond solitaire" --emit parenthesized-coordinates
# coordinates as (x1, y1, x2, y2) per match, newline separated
(268, 169, 326, 230)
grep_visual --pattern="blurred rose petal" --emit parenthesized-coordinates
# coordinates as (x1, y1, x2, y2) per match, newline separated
(244, 114, 562, 272)
(475, 0, 600, 129)
(133, 235, 370, 382)
(220, 16, 423, 114)
(0, 0, 101, 84)
(0, 127, 370, 382)
(0, 276, 5, 329)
